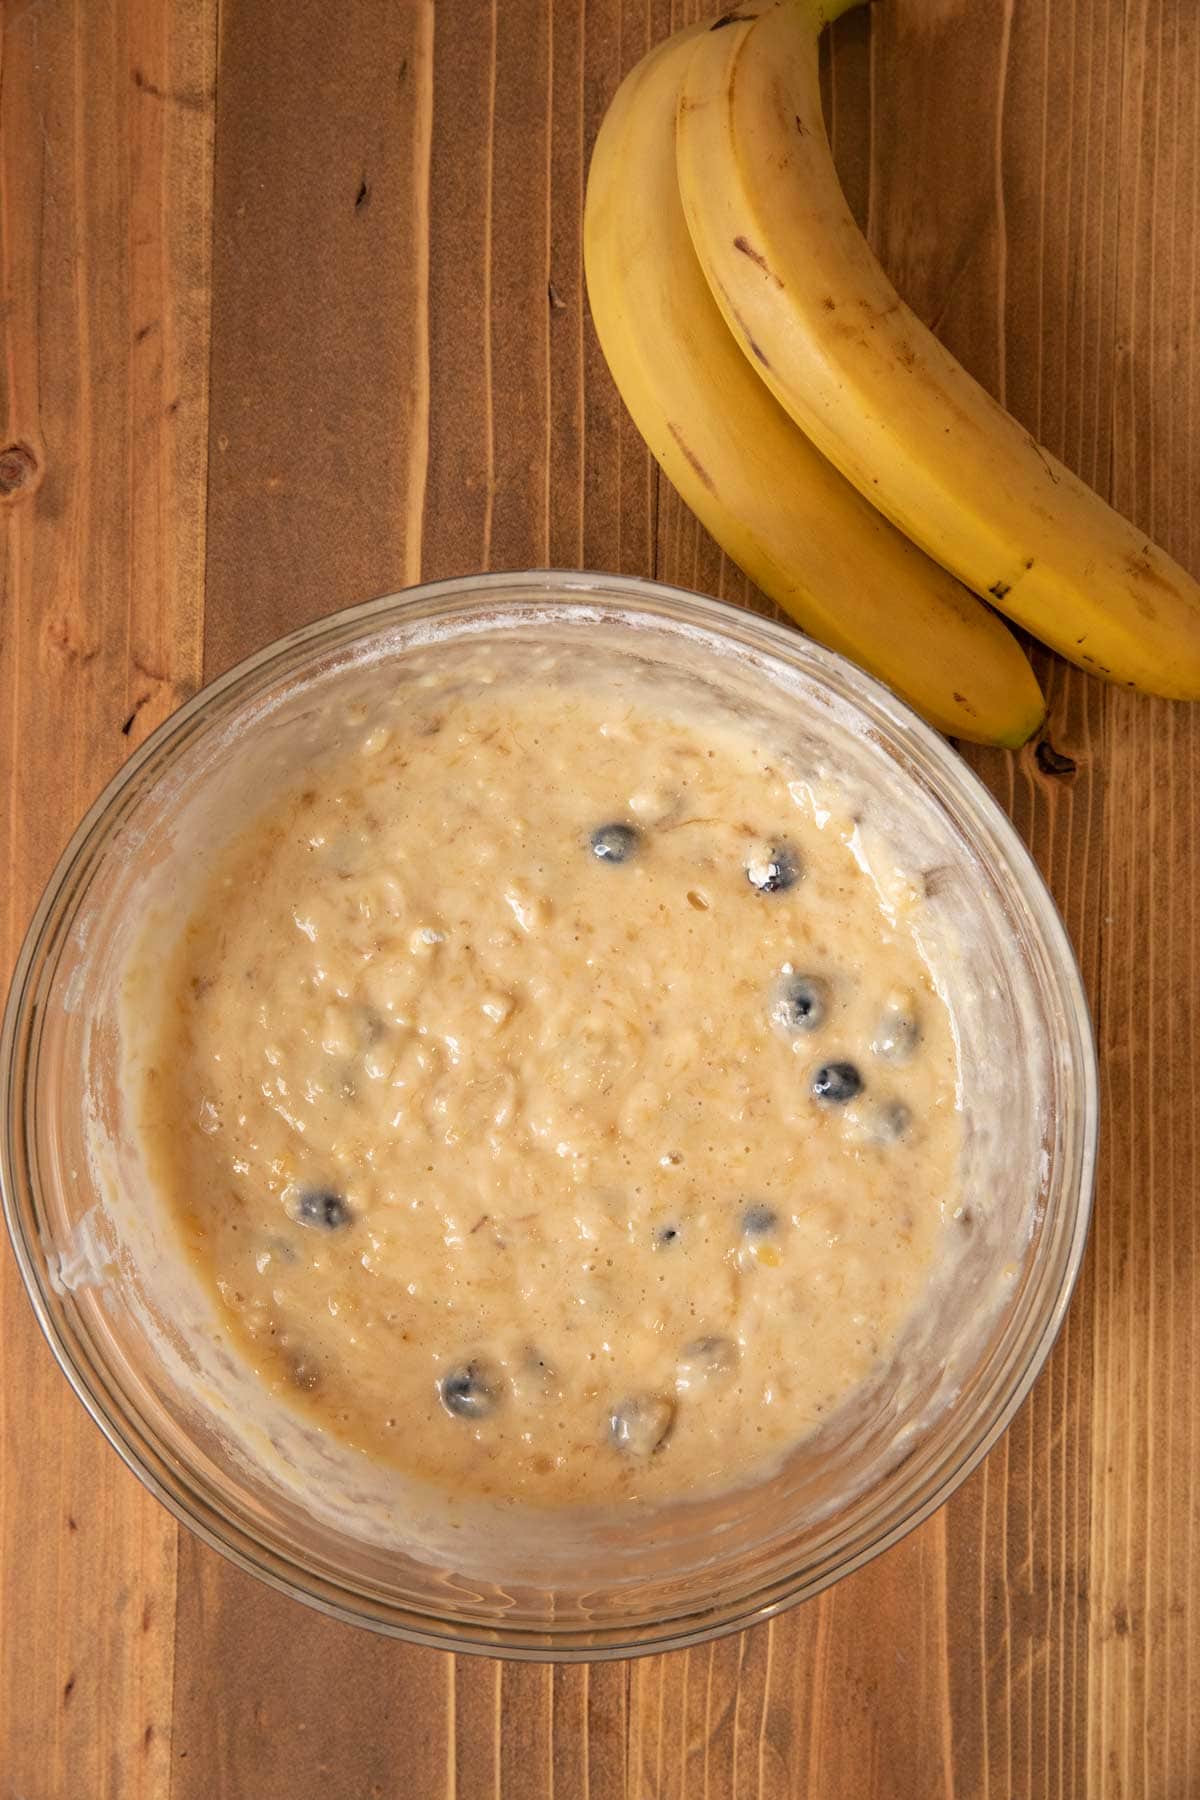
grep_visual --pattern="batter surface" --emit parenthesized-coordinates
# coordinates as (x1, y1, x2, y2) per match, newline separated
(134, 669, 962, 1506)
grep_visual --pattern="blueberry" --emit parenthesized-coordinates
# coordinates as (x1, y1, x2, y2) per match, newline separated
(609, 1393, 676, 1457)
(872, 992, 921, 1062)
(812, 1061, 863, 1105)
(874, 1099, 911, 1141)
(741, 1203, 778, 1236)
(590, 822, 640, 864)
(771, 972, 828, 1033)
(439, 1361, 499, 1420)
(677, 1335, 738, 1387)
(295, 1187, 352, 1230)
(356, 1005, 387, 1047)
(290, 1355, 321, 1392)
(746, 844, 800, 894)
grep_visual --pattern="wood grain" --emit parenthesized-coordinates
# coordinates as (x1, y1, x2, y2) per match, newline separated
(1092, 5, 1200, 1792)
(201, 0, 433, 674)
(868, 11, 1111, 1797)
(2, 0, 1199, 1794)
(0, 0, 213, 1794)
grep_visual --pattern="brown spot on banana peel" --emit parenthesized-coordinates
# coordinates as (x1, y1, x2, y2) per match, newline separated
(857, 295, 903, 321)
(710, 9, 754, 27)
(993, 561, 1034, 593)
(666, 423, 717, 495)
(738, 322, 772, 368)
(713, 273, 774, 368)
(732, 235, 785, 288)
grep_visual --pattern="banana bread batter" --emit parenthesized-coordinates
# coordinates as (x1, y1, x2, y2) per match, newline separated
(133, 668, 962, 1506)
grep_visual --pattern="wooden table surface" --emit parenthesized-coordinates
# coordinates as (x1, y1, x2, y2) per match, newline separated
(2, 0, 1198, 1794)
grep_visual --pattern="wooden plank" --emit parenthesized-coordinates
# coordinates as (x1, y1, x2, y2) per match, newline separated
(170, 1557, 454, 1799)
(199, 0, 433, 678)
(0, 0, 215, 1793)
(1089, 2, 1200, 1794)
(867, 6, 1113, 1797)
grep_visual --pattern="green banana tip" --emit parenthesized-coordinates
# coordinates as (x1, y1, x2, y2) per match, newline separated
(1002, 705, 1049, 751)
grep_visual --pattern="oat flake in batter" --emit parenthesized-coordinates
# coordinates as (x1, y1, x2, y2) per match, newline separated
(134, 671, 962, 1507)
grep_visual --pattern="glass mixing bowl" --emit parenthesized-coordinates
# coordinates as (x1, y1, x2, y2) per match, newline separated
(0, 571, 1096, 1659)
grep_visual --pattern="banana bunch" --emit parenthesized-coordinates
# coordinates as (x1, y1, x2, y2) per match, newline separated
(584, 1, 1200, 744)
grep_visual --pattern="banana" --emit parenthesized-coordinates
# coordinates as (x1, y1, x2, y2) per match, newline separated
(583, 22, 1044, 745)
(676, 0, 1200, 699)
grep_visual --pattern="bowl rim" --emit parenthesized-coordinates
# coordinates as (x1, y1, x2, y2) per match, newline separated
(0, 568, 1099, 1659)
